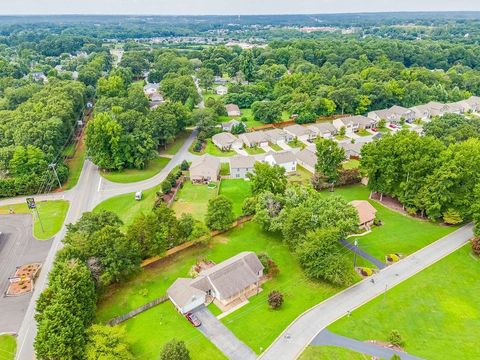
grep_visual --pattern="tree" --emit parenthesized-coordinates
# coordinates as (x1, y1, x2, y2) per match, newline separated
(191, 109, 217, 138)
(268, 290, 284, 309)
(442, 209, 463, 225)
(296, 228, 353, 286)
(160, 75, 200, 106)
(85, 325, 133, 360)
(160, 339, 191, 360)
(388, 330, 405, 348)
(197, 68, 214, 89)
(315, 138, 345, 188)
(247, 162, 287, 195)
(180, 160, 190, 171)
(205, 195, 234, 231)
(251, 101, 282, 124)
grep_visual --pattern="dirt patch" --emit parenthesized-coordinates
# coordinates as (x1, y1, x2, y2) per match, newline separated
(370, 192, 427, 220)
(365, 339, 405, 352)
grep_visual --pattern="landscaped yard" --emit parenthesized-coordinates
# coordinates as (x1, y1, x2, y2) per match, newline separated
(328, 245, 480, 360)
(356, 129, 371, 137)
(244, 146, 265, 155)
(218, 179, 251, 217)
(299, 345, 368, 360)
(0, 200, 69, 240)
(189, 139, 236, 157)
(160, 130, 192, 156)
(93, 186, 159, 228)
(96, 222, 341, 357)
(171, 182, 218, 221)
(319, 185, 458, 266)
(0, 334, 16, 360)
(100, 157, 170, 183)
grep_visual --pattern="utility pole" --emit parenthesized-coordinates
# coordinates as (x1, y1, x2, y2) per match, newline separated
(26, 198, 44, 234)
(353, 238, 358, 268)
(49, 163, 62, 189)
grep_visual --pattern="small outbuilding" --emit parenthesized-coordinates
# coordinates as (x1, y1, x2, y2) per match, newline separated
(350, 200, 377, 229)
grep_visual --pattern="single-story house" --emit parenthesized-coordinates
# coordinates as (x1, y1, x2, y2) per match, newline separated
(214, 76, 228, 85)
(264, 151, 297, 173)
(226, 104, 241, 117)
(410, 101, 450, 120)
(295, 148, 317, 173)
(349, 200, 377, 229)
(149, 93, 164, 109)
(333, 116, 376, 134)
(189, 155, 220, 184)
(445, 101, 467, 114)
(368, 105, 415, 124)
(230, 155, 256, 179)
(222, 119, 246, 133)
(283, 124, 316, 142)
(263, 128, 292, 144)
(167, 252, 264, 313)
(216, 85, 228, 95)
(239, 131, 269, 148)
(212, 132, 243, 151)
(32, 72, 48, 82)
(339, 142, 364, 159)
(143, 83, 159, 95)
(307, 122, 337, 138)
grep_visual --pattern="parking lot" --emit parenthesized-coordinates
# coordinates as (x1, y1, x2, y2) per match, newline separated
(0, 214, 52, 333)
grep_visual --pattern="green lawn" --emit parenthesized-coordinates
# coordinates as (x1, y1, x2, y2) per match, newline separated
(0, 201, 69, 240)
(335, 135, 349, 140)
(343, 159, 360, 170)
(93, 186, 159, 228)
(218, 179, 251, 217)
(320, 185, 458, 266)
(233, 108, 290, 129)
(64, 139, 86, 190)
(220, 162, 230, 176)
(96, 222, 341, 356)
(300, 345, 370, 360)
(203, 90, 222, 102)
(328, 245, 480, 360)
(287, 140, 304, 149)
(171, 182, 217, 221)
(288, 165, 313, 185)
(269, 143, 283, 151)
(100, 157, 170, 183)
(0, 334, 16, 360)
(205, 140, 236, 157)
(378, 127, 392, 133)
(357, 129, 372, 137)
(160, 130, 192, 156)
(244, 146, 265, 155)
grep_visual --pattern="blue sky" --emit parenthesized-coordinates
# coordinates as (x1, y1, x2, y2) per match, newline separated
(1, 0, 479, 15)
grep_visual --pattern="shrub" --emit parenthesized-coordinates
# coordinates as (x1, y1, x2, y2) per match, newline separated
(338, 168, 361, 186)
(442, 209, 463, 225)
(242, 196, 257, 216)
(180, 160, 190, 171)
(268, 290, 284, 309)
(193, 140, 203, 152)
(388, 330, 405, 348)
(167, 173, 177, 187)
(472, 237, 480, 256)
(160, 339, 191, 360)
(257, 253, 280, 278)
(161, 180, 172, 194)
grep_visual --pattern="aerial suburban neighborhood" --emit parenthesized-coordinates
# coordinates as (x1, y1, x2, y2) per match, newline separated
(0, 3, 480, 360)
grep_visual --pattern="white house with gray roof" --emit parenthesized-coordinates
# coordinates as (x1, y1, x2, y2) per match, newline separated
(189, 155, 220, 184)
(263, 128, 292, 144)
(283, 124, 316, 142)
(264, 151, 297, 173)
(212, 132, 243, 151)
(295, 148, 317, 173)
(368, 105, 415, 124)
(339, 142, 364, 159)
(221, 119, 246, 133)
(229, 155, 256, 179)
(307, 122, 337, 138)
(333, 116, 376, 135)
(239, 131, 269, 148)
(167, 252, 264, 313)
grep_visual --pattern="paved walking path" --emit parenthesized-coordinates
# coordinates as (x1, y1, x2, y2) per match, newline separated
(312, 329, 424, 360)
(340, 239, 387, 269)
(259, 223, 474, 360)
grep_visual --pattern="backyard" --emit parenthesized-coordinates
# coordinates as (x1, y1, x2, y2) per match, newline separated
(0, 200, 69, 240)
(193, 139, 236, 157)
(0, 334, 16, 360)
(244, 146, 265, 155)
(328, 245, 480, 360)
(218, 179, 251, 217)
(171, 182, 218, 221)
(100, 156, 170, 183)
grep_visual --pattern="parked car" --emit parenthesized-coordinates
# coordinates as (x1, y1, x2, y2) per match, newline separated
(389, 124, 397, 129)
(186, 312, 201, 327)
(371, 127, 377, 132)
(135, 191, 142, 201)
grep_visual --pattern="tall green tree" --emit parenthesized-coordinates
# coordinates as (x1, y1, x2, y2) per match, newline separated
(247, 162, 287, 195)
(205, 195, 234, 231)
(315, 138, 345, 188)
(160, 339, 191, 360)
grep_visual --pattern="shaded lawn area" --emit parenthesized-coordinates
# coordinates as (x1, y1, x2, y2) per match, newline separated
(93, 186, 159, 228)
(160, 130, 192, 156)
(299, 345, 369, 360)
(218, 179, 251, 217)
(328, 245, 480, 360)
(100, 157, 170, 183)
(319, 185, 458, 265)
(288, 165, 312, 185)
(64, 138, 86, 190)
(244, 146, 265, 155)
(0, 201, 69, 240)
(0, 334, 16, 360)
(96, 222, 341, 356)
(171, 182, 217, 221)
(343, 159, 360, 170)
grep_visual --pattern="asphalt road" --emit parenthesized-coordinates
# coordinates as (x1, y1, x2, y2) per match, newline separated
(259, 223, 474, 360)
(0, 215, 52, 334)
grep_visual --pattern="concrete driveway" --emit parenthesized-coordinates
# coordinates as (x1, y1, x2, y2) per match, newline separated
(194, 307, 256, 360)
(0, 215, 52, 333)
(277, 141, 292, 151)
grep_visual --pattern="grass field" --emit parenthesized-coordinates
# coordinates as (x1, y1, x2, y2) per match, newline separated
(287, 165, 313, 185)
(218, 179, 251, 217)
(0, 334, 16, 360)
(160, 130, 192, 156)
(96, 222, 341, 357)
(269, 143, 283, 151)
(64, 139, 86, 190)
(328, 245, 480, 360)
(100, 157, 170, 183)
(343, 159, 360, 170)
(171, 182, 217, 221)
(0, 201, 69, 240)
(93, 186, 159, 228)
(244, 146, 265, 155)
(320, 185, 458, 267)
(205, 140, 236, 157)
(299, 345, 369, 360)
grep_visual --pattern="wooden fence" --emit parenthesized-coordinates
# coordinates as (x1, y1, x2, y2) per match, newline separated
(107, 295, 169, 326)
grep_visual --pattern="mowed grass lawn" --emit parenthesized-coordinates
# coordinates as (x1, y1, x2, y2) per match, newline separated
(320, 185, 458, 265)
(160, 130, 192, 156)
(328, 245, 480, 360)
(0, 200, 69, 240)
(100, 157, 170, 183)
(0, 334, 16, 360)
(96, 222, 341, 357)
(218, 179, 251, 217)
(300, 345, 369, 360)
(171, 182, 217, 221)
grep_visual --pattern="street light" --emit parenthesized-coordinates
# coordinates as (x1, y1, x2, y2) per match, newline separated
(353, 238, 359, 268)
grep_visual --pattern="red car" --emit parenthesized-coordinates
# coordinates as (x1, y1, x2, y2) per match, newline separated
(371, 127, 378, 132)
(186, 312, 202, 327)
(389, 123, 397, 129)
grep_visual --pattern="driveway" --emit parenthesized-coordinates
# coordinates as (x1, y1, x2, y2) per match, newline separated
(277, 141, 292, 151)
(0, 215, 52, 333)
(260, 144, 274, 152)
(234, 148, 249, 156)
(194, 307, 256, 360)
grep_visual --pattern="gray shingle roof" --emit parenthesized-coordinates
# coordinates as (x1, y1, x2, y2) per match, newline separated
(296, 148, 317, 168)
(266, 151, 296, 165)
(230, 155, 255, 169)
(167, 278, 206, 308)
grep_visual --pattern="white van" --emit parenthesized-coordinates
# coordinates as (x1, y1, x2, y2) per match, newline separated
(135, 191, 142, 201)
